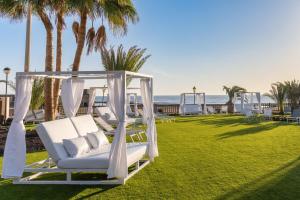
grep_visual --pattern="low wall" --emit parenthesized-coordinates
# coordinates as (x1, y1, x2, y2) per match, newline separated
(58, 102, 285, 116)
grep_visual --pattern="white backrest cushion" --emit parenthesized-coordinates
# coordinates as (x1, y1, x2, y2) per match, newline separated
(86, 130, 110, 149)
(70, 115, 99, 137)
(36, 118, 79, 162)
(63, 137, 90, 158)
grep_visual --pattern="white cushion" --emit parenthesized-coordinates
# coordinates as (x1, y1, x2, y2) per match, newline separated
(63, 137, 90, 158)
(70, 115, 99, 137)
(183, 104, 202, 114)
(58, 143, 147, 169)
(86, 130, 110, 149)
(36, 118, 79, 162)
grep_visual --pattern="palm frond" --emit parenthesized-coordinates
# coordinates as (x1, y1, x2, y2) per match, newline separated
(72, 21, 79, 43)
(95, 25, 107, 51)
(86, 26, 96, 55)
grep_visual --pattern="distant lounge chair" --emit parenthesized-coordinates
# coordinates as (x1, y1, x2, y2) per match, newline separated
(24, 109, 45, 124)
(263, 108, 273, 120)
(93, 117, 144, 142)
(95, 107, 136, 125)
(286, 108, 300, 124)
(207, 106, 215, 114)
(138, 108, 175, 123)
(220, 105, 228, 114)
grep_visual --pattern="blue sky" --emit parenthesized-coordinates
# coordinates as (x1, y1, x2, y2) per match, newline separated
(1, 0, 300, 95)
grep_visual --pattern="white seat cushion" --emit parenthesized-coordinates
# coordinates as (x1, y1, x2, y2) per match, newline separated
(36, 118, 79, 162)
(57, 143, 147, 169)
(70, 115, 99, 137)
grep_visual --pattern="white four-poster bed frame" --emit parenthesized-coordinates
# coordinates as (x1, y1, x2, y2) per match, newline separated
(234, 91, 262, 114)
(179, 92, 207, 116)
(11, 70, 153, 185)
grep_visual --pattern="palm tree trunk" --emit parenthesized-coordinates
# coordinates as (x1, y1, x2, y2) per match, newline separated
(24, 4, 32, 72)
(53, 12, 63, 117)
(38, 10, 54, 121)
(72, 11, 87, 71)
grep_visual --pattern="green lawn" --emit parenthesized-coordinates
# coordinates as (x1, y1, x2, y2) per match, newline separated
(1, 115, 300, 199)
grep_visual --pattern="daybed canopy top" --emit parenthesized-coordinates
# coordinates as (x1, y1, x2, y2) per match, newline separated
(2, 70, 158, 180)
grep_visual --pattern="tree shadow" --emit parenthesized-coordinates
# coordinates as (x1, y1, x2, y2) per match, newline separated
(217, 122, 283, 139)
(0, 173, 118, 199)
(216, 156, 300, 200)
(189, 115, 265, 127)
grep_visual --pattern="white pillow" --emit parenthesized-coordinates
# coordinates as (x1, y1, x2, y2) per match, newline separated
(86, 130, 110, 149)
(63, 137, 90, 158)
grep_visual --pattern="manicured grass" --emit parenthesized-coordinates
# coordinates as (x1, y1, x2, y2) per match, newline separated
(1, 115, 300, 199)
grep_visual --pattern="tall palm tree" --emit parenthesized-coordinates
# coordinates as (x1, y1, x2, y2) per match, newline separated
(264, 82, 286, 115)
(52, 0, 70, 117)
(0, 0, 55, 120)
(70, 0, 138, 71)
(223, 85, 247, 113)
(33, 1, 55, 121)
(284, 80, 300, 113)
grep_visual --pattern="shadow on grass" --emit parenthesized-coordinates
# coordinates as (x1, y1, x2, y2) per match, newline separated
(0, 173, 118, 199)
(217, 122, 283, 139)
(217, 156, 300, 200)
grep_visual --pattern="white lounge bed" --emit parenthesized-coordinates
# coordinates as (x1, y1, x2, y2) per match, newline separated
(181, 104, 202, 115)
(14, 115, 149, 185)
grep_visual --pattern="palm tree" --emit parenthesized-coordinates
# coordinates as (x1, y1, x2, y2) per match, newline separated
(52, 0, 70, 117)
(223, 85, 247, 113)
(30, 79, 45, 117)
(101, 45, 150, 81)
(0, 0, 55, 120)
(264, 82, 286, 115)
(284, 80, 300, 113)
(34, 1, 55, 121)
(70, 0, 138, 71)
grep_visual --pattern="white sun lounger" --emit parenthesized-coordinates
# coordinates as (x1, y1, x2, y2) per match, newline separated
(24, 109, 45, 123)
(14, 115, 149, 185)
(93, 117, 144, 142)
(95, 107, 136, 125)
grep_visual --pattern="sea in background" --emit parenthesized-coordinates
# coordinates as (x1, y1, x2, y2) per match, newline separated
(95, 95, 275, 105)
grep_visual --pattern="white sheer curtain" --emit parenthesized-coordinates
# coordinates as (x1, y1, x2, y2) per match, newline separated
(2, 76, 33, 178)
(203, 93, 207, 114)
(107, 73, 128, 179)
(241, 93, 245, 111)
(126, 93, 132, 114)
(87, 88, 96, 114)
(195, 93, 206, 114)
(179, 93, 185, 115)
(141, 78, 159, 161)
(134, 94, 139, 117)
(256, 92, 262, 113)
(61, 78, 85, 117)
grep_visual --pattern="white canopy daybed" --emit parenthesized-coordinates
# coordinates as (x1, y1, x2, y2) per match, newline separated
(2, 71, 158, 185)
(233, 92, 262, 114)
(179, 93, 207, 116)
